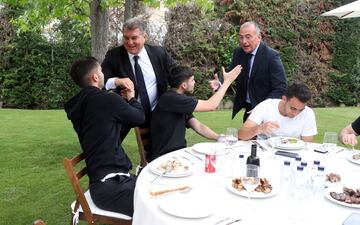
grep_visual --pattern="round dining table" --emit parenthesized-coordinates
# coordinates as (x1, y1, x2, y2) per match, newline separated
(132, 140, 360, 225)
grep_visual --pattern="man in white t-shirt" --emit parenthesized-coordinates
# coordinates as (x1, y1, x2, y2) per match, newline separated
(238, 83, 317, 142)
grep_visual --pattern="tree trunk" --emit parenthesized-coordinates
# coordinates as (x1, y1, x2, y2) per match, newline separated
(124, 0, 133, 22)
(90, 0, 109, 63)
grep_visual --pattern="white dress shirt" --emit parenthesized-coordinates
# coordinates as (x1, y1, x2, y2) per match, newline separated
(105, 47, 158, 110)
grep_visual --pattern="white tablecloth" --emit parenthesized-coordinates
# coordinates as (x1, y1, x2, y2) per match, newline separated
(132, 141, 360, 225)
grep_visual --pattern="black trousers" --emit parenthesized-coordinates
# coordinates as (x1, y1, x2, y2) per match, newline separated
(90, 174, 137, 217)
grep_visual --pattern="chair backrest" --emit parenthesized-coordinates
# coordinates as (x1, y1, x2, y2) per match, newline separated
(63, 152, 96, 224)
(134, 127, 150, 167)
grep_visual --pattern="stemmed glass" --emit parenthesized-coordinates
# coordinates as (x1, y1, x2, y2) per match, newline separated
(241, 165, 260, 209)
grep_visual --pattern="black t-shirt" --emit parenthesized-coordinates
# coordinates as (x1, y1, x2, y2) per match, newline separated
(150, 90, 198, 161)
(351, 116, 360, 135)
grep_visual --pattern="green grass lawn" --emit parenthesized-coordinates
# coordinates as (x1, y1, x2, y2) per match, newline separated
(0, 108, 359, 225)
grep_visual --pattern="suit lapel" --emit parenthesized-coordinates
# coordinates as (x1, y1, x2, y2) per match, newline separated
(249, 42, 265, 82)
(119, 46, 136, 82)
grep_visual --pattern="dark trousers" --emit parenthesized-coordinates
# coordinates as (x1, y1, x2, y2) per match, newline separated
(90, 174, 137, 217)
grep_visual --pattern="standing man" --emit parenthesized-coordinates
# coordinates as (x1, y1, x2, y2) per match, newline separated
(64, 57, 145, 216)
(102, 17, 176, 143)
(151, 65, 241, 161)
(210, 21, 287, 122)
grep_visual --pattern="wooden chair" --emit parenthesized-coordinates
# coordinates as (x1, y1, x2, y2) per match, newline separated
(33, 219, 46, 225)
(134, 127, 150, 170)
(63, 152, 132, 225)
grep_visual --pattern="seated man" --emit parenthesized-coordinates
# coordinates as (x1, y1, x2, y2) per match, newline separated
(64, 57, 145, 216)
(238, 83, 317, 142)
(339, 116, 360, 147)
(150, 65, 242, 161)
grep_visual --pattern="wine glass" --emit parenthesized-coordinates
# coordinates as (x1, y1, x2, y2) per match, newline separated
(241, 165, 260, 208)
(225, 128, 238, 150)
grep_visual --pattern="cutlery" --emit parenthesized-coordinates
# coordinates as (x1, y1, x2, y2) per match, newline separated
(184, 149, 203, 161)
(252, 140, 267, 152)
(174, 153, 192, 163)
(214, 217, 230, 225)
(336, 148, 345, 154)
(150, 170, 167, 183)
(225, 218, 242, 225)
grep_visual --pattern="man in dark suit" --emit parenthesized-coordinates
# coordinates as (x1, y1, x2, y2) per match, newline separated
(102, 17, 176, 148)
(210, 21, 287, 122)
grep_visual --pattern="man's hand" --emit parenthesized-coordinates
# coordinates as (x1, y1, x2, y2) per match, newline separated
(341, 133, 358, 147)
(124, 88, 135, 101)
(208, 73, 221, 91)
(222, 65, 242, 85)
(115, 78, 134, 90)
(258, 121, 280, 135)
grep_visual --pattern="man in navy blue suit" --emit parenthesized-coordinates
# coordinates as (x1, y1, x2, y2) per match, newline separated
(210, 21, 287, 122)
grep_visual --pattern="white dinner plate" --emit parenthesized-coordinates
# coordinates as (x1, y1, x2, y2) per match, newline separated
(346, 152, 360, 165)
(268, 137, 305, 150)
(192, 142, 229, 155)
(150, 156, 193, 178)
(226, 179, 278, 198)
(324, 186, 360, 209)
(158, 191, 215, 218)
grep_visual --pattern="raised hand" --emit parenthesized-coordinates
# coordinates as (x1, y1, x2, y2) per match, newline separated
(222, 65, 242, 85)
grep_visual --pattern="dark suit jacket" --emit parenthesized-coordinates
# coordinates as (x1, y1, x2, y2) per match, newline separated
(228, 42, 287, 119)
(101, 44, 176, 98)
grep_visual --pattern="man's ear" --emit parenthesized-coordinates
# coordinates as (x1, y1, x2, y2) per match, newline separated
(90, 73, 99, 83)
(282, 95, 287, 101)
(143, 32, 148, 41)
(180, 82, 187, 90)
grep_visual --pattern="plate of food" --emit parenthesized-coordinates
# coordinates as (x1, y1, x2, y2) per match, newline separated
(158, 190, 215, 218)
(347, 152, 360, 165)
(268, 137, 305, 150)
(192, 142, 229, 155)
(324, 186, 360, 209)
(150, 157, 193, 177)
(226, 177, 277, 198)
(325, 172, 342, 188)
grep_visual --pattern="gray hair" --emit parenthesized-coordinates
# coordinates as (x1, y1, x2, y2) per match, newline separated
(240, 21, 261, 36)
(123, 17, 147, 34)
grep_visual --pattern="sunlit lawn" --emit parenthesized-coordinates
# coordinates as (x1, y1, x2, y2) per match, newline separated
(0, 107, 358, 225)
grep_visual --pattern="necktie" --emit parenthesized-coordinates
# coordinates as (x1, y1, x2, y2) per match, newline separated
(245, 53, 254, 103)
(133, 55, 151, 115)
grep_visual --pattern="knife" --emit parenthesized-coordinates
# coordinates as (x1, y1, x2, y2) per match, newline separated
(225, 218, 242, 225)
(184, 149, 203, 161)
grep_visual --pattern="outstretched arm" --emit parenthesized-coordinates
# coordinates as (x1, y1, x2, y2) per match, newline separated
(195, 65, 242, 112)
(238, 119, 280, 140)
(187, 118, 219, 140)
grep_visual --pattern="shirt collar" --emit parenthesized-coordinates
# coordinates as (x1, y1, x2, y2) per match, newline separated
(128, 46, 148, 60)
(250, 43, 260, 56)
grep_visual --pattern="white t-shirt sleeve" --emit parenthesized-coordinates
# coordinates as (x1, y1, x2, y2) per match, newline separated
(247, 100, 269, 125)
(301, 108, 318, 137)
(105, 77, 116, 90)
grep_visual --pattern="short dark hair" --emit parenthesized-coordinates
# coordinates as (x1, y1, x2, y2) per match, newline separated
(69, 57, 99, 88)
(168, 66, 193, 88)
(123, 17, 147, 34)
(285, 83, 312, 103)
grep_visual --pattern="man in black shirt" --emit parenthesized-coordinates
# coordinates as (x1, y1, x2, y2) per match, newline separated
(339, 116, 360, 147)
(150, 65, 241, 161)
(64, 57, 145, 216)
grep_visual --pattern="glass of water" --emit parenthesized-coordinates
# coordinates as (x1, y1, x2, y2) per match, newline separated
(225, 128, 238, 150)
(323, 132, 337, 155)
